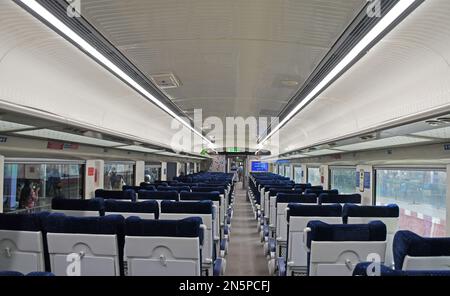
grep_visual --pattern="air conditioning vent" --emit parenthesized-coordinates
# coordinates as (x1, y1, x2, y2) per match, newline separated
(436, 117, 450, 123)
(360, 134, 376, 141)
(425, 120, 445, 126)
(150, 73, 181, 89)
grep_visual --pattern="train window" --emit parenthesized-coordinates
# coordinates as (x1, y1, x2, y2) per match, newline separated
(330, 167, 357, 193)
(307, 167, 321, 186)
(279, 165, 285, 177)
(285, 165, 292, 179)
(294, 166, 302, 183)
(144, 164, 161, 183)
(375, 168, 446, 237)
(3, 162, 84, 213)
(104, 162, 135, 190)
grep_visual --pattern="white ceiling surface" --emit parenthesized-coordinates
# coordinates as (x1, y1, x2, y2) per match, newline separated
(80, 0, 366, 146)
(0, 1, 201, 153)
(270, 0, 450, 155)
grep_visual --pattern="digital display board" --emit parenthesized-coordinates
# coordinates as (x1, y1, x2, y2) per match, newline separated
(251, 161, 269, 172)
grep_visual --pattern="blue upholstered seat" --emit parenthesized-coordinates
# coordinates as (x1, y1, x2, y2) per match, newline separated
(138, 190, 178, 201)
(343, 204, 399, 223)
(161, 200, 213, 215)
(105, 200, 159, 219)
(276, 193, 317, 204)
(180, 191, 221, 203)
(306, 220, 386, 246)
(125, 216, 203, 243)
(51, 198, 105, 216)
(95, 189, 136, 202)
(393, 231, 450, 270)
(318, 194, 361, 205)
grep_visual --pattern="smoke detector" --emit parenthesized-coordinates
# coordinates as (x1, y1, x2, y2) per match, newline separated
(150, 73, 181, 89)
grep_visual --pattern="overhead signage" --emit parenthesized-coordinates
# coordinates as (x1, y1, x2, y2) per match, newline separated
(47, 141, 80, 150)
(251, 161, 269, 172)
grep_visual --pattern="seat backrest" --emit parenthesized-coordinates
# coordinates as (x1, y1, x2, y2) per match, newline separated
(393, 231, 450, 271)
(124, 217, 203, 276)
(318, 194, 361, 205)
(275, 194, 317, 242)
(0, 212, 49, 273)
(51, 198, 105, 217)
(105, 200, 159, 219)
(44, 213, 125, 276)
(267, 189, 303, 226)
(179, 192, 221, 240)
(343, 204, 399, 268)
(307, 220, 387, 276)
(122, 185, 141, 192)
(138, 190, 178, 201)
(95, 189, 136, 202)
(305, 189, 338, 197)
(285, 204, 343, 274)
(160, 201, 214, 268)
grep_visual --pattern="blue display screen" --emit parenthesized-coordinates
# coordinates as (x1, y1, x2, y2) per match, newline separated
(252, 161, 269, 172)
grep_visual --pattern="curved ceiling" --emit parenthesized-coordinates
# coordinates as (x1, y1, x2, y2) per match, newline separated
(271, 0, 450, 156)
(79, 0, 366, 146)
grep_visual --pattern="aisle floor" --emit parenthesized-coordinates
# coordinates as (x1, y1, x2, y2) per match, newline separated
(225, 182, 269, 276)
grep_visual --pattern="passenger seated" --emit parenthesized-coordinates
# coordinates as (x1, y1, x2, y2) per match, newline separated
(353, 262, 450, 276)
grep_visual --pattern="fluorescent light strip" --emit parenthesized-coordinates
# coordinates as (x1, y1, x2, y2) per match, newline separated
(259, 0, 416, 146)
(19, 0, 215, 150)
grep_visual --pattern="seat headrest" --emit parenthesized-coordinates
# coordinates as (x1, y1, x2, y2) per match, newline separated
(0, 212, 50, 231)
(0, 271, 24, 276)
(44, 213, 125, 235)
(125, 217, 203, 239)
(287, 204, 342, 219)
(105, 200, 159, 218)
(294, 183, 312, 189)
(319, 194, 361, 204)
(276, 193, 317, 204)
(191, 187, 225, 194)
(156, 186, 187, 192)
(138, 190, 178, 201)
(269, 188, 302, 196)
(122, 185, 141, 191)
(353, 262, 450, 276)
(140, 185, 156, 191)
(393, 230, 450, 270)
(306, 220, 387, 248)
(180, 191, 221, 203)
(160, 200, 213, 214)
(95, 189, 136, 201)
(305, 189, 338, 195)
(52, 198, 105, 214)
(343, 204, 399, 221)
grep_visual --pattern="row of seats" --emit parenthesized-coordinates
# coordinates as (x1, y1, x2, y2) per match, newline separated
(249, 172, 450, 276)
(0, 210, 224, 276)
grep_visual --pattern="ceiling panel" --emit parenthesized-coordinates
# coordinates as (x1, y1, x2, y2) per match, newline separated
(80, 0, 366, 144)
(0, 120, 34, 132)
(412, 126, 450, 139)
(336, 136, 432, 152)
(302, 149, 344, 156)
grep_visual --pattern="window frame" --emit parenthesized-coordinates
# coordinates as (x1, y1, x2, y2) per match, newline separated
(307, 166, 321, 186)
(329, 165, 357, 193)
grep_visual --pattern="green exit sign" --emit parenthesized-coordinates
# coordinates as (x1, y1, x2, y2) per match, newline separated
(227, 147, 240, 153)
